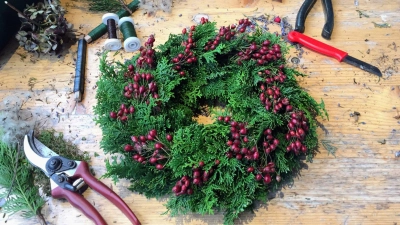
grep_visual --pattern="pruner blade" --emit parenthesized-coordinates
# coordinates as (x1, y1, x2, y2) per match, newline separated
(24, 130, 59, 176)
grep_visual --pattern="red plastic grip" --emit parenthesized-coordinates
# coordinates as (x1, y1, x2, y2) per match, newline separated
(288, 31, 348, 62)
(74, 161, 141, 225)
(52, 186, 107, 225)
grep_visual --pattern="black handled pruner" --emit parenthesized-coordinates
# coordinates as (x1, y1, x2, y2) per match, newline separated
(294, 0, 334, 40)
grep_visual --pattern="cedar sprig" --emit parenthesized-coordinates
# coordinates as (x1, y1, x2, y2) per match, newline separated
(0, 140, 45, 224)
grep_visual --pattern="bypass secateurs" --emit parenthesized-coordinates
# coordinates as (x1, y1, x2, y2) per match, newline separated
(23, 130, 141, 225)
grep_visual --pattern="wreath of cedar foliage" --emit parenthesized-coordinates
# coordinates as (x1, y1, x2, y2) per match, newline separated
(94, 17, 327, 224)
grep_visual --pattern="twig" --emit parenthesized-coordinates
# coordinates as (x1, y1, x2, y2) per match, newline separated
(117, 0, 132, 15)
(4, 1, 40, 26)
(36, 212, 47, 225)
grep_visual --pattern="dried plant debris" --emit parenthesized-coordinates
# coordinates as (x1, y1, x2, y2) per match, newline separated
(11, 0, 75, 54)
(356, 10, 369, 18)
(0, 94, 53, 144)
(377, 139, 386, 144)
(372, 22, 391, 28)
(394, 109, 400, 120)
(376, 53, 399, 78)
(388, 42, 397, 51)
(321, 140, 337, 157)
(140, 0, 173, 13)
(350, 111, 361, 123)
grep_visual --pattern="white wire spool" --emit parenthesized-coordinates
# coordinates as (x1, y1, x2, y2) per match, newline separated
(102, 13, 121, 51)
(118, 17, 141, 52)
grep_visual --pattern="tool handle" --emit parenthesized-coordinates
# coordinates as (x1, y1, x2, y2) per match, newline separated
(288, 31, 348, 62)
(74, 38, 87, 102)
(75, 161, 141, 225)
(52, 186, 107, 225)
(294, 0, 317, 33)
(321, 0, 334, 40)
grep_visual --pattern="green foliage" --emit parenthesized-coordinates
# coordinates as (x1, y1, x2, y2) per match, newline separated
(0, 141, 44, 219)
(94, 19, 327, 224)
(86, 0, 122, 12)
(0, 129, 92, 223)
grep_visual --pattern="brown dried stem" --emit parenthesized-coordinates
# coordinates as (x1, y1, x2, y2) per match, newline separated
(4, 1, 40, 26)
(117, 0, 132, 15)
(36, 211, 47, 225)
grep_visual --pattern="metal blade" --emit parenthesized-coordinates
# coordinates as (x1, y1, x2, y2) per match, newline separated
(23, 131, 58, 177)
(32, 137, 59, 158)
(343, 55, 382, 77)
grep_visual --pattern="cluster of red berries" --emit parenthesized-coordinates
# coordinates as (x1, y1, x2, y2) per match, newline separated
(172, 160, 219, 196)
(259, 85, 292, 113)
(285, 111, 309, 155)
(260, 64, 287, 84)
(218, 115, 282, 185)
(171, 26, 198, 76)
(126, 129, 173, 170)
(204, 24, 237, 51)
(172, 176, 193, 196)
(137, 35, 156, 68)
(218, 116, 261, 161)
(203, 17, 255, 53)
(253, 162, 279, 184)
(237, 18, 254, 33)
(124, 64, 136, 78)
(192, 161, 216, 185)
(237, 40, 282, 66)
(262, 128, 280, 154)
(123, 71, 159, 102)
(199, 16, 209, 24)
(109, 103, 135, 122)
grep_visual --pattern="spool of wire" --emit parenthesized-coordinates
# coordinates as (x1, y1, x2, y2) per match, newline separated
(74, 36, 87, 102)
(84, 0, 140, 43)
(118, 17, 141, 52)
(102, 13, 122, 51)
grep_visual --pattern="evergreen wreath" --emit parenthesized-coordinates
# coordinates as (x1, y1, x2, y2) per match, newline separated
(94, 17, 327, 224)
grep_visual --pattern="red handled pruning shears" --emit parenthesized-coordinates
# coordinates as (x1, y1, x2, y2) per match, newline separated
(23, 130, 141, 225)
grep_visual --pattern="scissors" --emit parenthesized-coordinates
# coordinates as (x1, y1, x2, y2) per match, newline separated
(294, 0, 334, 40)
(23, 130, 141, 225)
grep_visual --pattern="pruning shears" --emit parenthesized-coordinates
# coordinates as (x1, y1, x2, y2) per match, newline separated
(23, 130, 141, 225)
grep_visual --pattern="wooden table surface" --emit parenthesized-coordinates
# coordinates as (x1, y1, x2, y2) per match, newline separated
(1, 0, 400, 224)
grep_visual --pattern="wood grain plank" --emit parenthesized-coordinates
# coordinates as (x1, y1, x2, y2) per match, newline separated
(0, 0, 399, 224)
